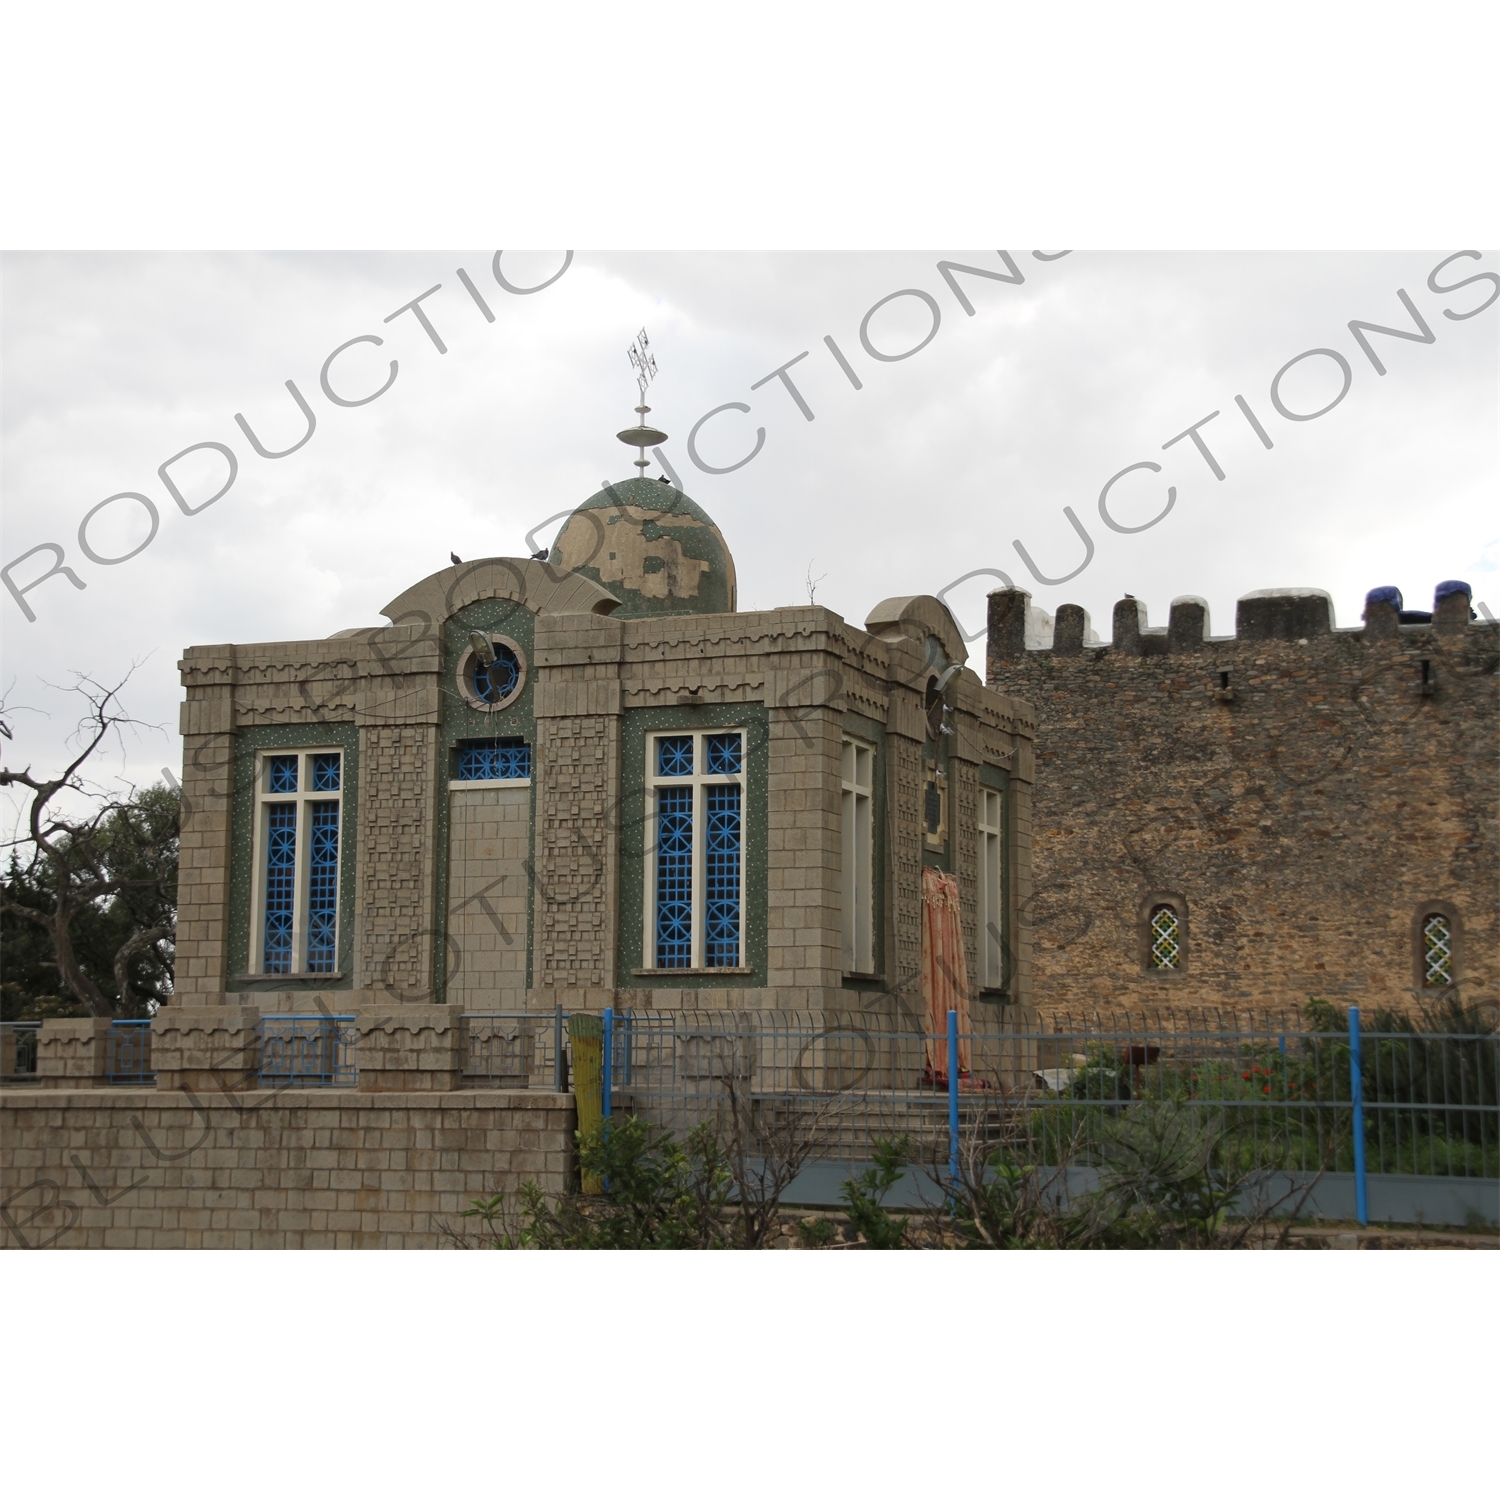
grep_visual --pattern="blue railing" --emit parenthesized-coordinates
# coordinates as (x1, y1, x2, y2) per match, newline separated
(257, 1015, 358, 1088)
(108, 1019, 156, 1084)
(2, 1022, 41, 1081)
(588, 1010, 1498, 1224)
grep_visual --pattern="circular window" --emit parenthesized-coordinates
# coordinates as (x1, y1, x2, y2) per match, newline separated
(457, 635, 526, 712)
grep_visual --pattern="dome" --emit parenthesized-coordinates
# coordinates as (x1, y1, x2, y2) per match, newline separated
(549, 477, 737, 618)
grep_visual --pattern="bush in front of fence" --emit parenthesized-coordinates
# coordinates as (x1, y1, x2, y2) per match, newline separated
(940, 1100, 1318, 1250)
(447, 1096, 1321, 1250)
(1023, 1000, 1499, 1180)
(837, 1135, 915, 1249)
(450, 1115, 737, 1249)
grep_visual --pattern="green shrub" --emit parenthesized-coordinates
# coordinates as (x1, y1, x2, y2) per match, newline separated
(794, 1216, 836, 1247)
(838, 1136, 912, 1249)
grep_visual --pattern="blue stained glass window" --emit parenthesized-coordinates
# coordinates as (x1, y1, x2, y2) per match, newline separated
(311, 753, 341, 791)
(268, 755, 298, 793)
(655, 786, 694, 967)
(657, 735, 693, 777)
(263, 803, 297, 973)
(456, 738, 532, 781)
(705, 732, 742, 776)
(306, 802, 340, 972)
(471, 643, 522, 704)
(704, 783, 741, 967)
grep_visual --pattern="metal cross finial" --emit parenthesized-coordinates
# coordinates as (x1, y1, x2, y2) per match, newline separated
(627, 327, 657, 403)
(618, 327, 667, 474)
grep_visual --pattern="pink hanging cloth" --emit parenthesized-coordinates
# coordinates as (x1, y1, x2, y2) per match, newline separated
(921, 865, 974, 1086)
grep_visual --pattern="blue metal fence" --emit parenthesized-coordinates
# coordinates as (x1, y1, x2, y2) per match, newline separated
(108, 1019, 155, 1084)
(257, 1014, 358, 1088)
(1, 1022, 40, 1081)
(585, 1009, 1498, 1226)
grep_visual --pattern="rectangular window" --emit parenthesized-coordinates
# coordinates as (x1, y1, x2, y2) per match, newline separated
(841, 736, 875, 973)
(454, 737, 531, 783)
(977, 785, 1005, 990)
(252, 749, 343, 975)
(646, 729, 744, 970)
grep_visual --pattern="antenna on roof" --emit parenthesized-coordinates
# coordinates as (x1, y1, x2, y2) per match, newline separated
(617, 327, 668, 474)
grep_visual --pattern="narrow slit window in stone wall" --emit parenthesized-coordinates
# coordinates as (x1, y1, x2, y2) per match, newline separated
(647, 730, 744, 970)
(1149, 904, 1181, 970)
(1422, 913, 1453, 986)
(253, 749, 344, 976)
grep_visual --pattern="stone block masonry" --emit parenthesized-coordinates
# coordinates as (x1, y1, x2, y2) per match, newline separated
(987, 584, 1499, 1021)
(0, 1089, 575, 1250)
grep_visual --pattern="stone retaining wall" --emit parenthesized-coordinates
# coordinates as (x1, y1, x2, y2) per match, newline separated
(0, 1087, 574, 1250)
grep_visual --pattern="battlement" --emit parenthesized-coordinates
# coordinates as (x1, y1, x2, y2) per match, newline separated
(980, 572, 1497, 1025)
(987, 579, 1493, 672)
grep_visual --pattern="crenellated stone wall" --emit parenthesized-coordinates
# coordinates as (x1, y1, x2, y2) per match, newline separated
(986, 583, 1499, 1020)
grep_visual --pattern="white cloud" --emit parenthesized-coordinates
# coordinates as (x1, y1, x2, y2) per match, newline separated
(2, 250, 1495, 808)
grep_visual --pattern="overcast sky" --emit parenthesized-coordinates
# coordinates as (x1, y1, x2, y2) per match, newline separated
(2, 249, 1496, 803)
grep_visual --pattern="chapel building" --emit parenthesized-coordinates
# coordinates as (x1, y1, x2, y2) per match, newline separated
(171, 476, 1037, 1030)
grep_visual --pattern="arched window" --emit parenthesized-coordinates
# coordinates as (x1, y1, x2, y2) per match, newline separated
(1422, 912, 1454, 987)
(1149, 904, 1181, 970)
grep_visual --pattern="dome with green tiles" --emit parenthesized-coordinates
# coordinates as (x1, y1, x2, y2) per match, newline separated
(548, 477, 737, 617)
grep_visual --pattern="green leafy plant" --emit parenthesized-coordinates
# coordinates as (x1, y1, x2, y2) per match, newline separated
(794, 1216, 836, 1247)
(839, 1135, 912, 1249)
(456, 1193, 534, 1249)
(944, 1154, 1092, 1249)
(447, 1115, 736, 1250)
(1070, 1046, 1131, 1102)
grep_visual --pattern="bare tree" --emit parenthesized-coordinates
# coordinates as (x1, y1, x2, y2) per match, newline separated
(715, 1033, 853, 1248)
(0, 675, 178, 1018)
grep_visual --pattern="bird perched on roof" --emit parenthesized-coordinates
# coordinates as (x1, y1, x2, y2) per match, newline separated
(450, 552, 462, 565)
(532, 549, 549, 561)
(1124, 592, 1135, 599)
(657, 475, 673, 484)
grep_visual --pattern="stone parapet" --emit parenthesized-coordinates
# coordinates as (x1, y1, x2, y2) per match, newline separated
(356, 1007, 463, 1091)
(36, 1020, 113, 1089)
(151, 1006, 263, 1093)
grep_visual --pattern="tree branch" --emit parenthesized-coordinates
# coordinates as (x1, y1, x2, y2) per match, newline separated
(114, 924, 171, 1016)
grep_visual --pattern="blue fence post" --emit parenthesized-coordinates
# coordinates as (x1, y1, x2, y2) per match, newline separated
(1349, 1006, 1368, 1227)
(947, 1009, 960, 1190)
(603, 1007, 614, 1121)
